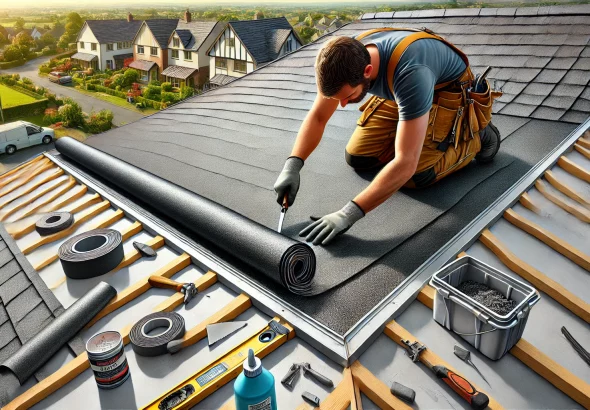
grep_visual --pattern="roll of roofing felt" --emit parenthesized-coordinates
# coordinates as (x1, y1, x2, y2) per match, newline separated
(59, 228, 124, 279)
(0, 282, 116, 397)
(35, 211, 74, 236)
(129, 312, 185, 356)
(55, 137, 316, 295)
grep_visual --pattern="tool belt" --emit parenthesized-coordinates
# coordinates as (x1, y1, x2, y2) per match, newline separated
(356, 28, 502, 184)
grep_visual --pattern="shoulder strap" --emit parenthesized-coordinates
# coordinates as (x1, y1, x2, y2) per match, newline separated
(355, 28, 471, 95)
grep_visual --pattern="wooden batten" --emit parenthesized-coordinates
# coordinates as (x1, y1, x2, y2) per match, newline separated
(558, 156, 590, 184)
(535, 179, 590, 223)
(504, 208, 590, 271)
(576, 138, 590, 151)
(519, 192, 542, 214)
(155, 270, 218, 312)
(0, 155, 43, 182)
(544, 170, 590, 207)
(574, 143, 590, 160)
(0, 169, 65, 212)
(350, 361, 411, 410)
(0, 162, 55, 199)
(0, 158, 49, 189)
(111, 235, 165, 272)
(480, 229, 590, 323)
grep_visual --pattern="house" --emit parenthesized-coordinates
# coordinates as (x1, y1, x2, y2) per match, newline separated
(72, 13, 142, 71)
(162, 12, 224, 88)
(317, 15, 333, 26)
(29, 27, 45, 40)
(207, 17, 302, 87)
(131, 17, 179, 83)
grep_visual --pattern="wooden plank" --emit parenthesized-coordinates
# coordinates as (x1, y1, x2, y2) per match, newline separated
(0, 162, 55, 199)
(352, 376, 363, 410)
(519, 192, 542, 214)
(155, 270, 218, 313)
(504, 208, 590, 271)
(544, 170, 590, 207)
(574, 143, 590, 161)
(22, 200, 113, 255)
(0, 158, 49, 189)
(9, 177, 77, 223)
(417, 283, 435, 310)
(577, 138, 590, 150)
(480, 229, 590, 323)
(31, 221, 144, 282)
(9, 189, 96, 239)
(0, 155, 43, 181)
(170, 293, 251, 351)
(511, 339, 590, 408)
(384, 321, 503, 410)
(558, 156, 590, 184)
(5, 292, 247, 410)
(316, 367, 353, 410)
(0, 169, 65, 211)
(535, 179, 590, 223)
(0, 173, 69, 222)
(84, 253, 193, 328)
(351, 361, 411, 410)
(48, 232, 162, 289)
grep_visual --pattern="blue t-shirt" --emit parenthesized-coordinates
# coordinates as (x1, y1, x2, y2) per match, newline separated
(359, 31, 466, 121)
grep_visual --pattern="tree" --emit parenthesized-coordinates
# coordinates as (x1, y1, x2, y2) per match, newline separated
(0, 33, 7, 46)
(58, 14, 82, 51)
(0, 24, 7, 38)
(14, 17, 25, 31)
(40, 32, 55, 46)
(66, 12, 83, 29)
(2, 45, 22, 62)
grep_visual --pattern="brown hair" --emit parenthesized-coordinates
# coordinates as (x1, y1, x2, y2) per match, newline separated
(315, 36, 371, 97)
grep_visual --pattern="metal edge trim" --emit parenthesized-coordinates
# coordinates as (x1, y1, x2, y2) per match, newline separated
(344, 117, 590, 362)
(44, 151, 349, 366)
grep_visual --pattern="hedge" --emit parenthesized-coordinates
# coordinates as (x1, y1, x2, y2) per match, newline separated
(135, 95, 163, 110)
(2, 99, 48, 121)
(0, 59, 25, 70)
(5, 84, 45, 100)
(94, 84, 127, 99)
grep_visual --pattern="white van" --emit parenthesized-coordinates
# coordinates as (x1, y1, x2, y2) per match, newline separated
(0, 121, 55, 155)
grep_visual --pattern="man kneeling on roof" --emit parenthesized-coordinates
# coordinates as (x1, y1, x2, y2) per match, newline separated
(274, 28, 502, 246)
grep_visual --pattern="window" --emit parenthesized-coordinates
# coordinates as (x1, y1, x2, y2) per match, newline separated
(286, 40, 292, 52)
(118, 41, 131, 49)
(183, 51, 192, 61)
(168, 76, 180, 88)
(215, 58, 227, 69)
(79, 41, 84, 49)
(91, 43, 97, 51)
(228, 38, 235, 47)
(173, 37, 179, 47)
(234, 60, 247, 73)
(137, 45, 144, 54)
(150, 47, 158, 56)
(117, 42, 122, 49)
(107, 43, 114, 51)
(26, 126, 40, 136)
(106, 60, 114, 69)
(171, 49, 179, 59)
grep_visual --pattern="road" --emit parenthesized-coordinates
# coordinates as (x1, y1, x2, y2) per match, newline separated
(0, 141, 55, 173)
(0, 56, 144, 126)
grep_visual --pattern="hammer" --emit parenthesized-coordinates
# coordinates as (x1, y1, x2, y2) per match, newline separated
(148, 276, 198, 304)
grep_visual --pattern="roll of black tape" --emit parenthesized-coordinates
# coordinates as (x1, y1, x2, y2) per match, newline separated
(58, 228, 124, 279)
(129, 312, 185, 357)
(35, 211, 74, 236)
(55, 137, 316, 295)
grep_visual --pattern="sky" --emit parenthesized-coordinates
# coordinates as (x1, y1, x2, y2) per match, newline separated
(1, 0, 392, 7)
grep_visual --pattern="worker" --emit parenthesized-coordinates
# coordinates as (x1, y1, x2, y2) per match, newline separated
(274, 29, 501, 246)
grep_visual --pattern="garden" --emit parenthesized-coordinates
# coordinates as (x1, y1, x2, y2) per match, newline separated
(0, 73, 114, 140)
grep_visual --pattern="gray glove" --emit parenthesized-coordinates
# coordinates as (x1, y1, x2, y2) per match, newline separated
(299, 201, 365, 246)
(274, 157, 304, 206)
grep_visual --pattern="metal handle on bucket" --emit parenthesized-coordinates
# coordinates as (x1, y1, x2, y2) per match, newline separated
(446, 294, 519, 335)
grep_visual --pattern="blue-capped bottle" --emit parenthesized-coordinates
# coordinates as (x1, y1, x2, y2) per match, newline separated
(234, 349, 277, 410)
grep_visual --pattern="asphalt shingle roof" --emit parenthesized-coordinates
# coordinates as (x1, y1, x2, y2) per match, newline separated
(84, 19, 142, 44)
(230, 17, 296, 64)
(143, 19, 180, 48)
(174, 21, 221, 51)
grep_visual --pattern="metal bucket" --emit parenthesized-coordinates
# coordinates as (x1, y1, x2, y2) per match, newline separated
(86, 331, 130, 389)
(430, 256, 540, 360)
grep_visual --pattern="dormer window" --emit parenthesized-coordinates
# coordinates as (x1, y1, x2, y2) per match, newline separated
(173, 37, 180, 48)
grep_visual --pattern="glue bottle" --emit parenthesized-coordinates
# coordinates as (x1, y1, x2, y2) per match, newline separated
(234, 349, 277, 410)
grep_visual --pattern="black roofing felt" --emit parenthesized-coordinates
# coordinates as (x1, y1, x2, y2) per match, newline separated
(83, 19, 143, 44)
(230, 17, 295, 64)
(83, 6, 590, 334)
(143, 19, 180, 48)
(0, 220, 82, 380)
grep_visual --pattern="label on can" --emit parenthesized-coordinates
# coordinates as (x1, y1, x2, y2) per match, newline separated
(248, 397, 272, 410)
(86, 331, 130, 389)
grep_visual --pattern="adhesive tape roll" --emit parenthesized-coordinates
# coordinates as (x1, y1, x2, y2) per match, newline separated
(58, 228, 124, 279)
(36, 211, 74, 236)
(129, 312, 185, 357)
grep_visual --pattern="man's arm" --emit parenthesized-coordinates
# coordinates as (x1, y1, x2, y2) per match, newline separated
(353, 112, 429, 212)
(290, 91, 340, 160)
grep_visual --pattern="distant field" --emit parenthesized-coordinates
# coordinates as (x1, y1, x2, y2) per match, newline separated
(0, 84, 38, 108)
(0, 21, 52, 28)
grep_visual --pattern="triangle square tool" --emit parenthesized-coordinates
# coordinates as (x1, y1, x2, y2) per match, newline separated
(207, 321, 248, 346)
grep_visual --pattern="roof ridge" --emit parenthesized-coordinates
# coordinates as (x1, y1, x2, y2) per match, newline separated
(361, 3, 590, 20)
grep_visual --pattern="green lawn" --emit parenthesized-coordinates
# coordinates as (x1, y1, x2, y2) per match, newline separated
(0, 84, 39, 108)
(74, 86, 159, 116)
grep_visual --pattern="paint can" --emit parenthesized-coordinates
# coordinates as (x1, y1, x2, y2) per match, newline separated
(86, 330, 130, 389)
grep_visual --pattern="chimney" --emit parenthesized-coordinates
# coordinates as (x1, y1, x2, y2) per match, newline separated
(184, 9, 191, 23)
(127, 13, 133, 22)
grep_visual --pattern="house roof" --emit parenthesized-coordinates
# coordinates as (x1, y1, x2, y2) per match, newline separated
(82, 5, 590, 334)
(143, 18, 179, 48)
(129, 59, 157, 71)
(161, 65, 197, 79)
(173, 20, 221, 51)
(71, 52, 98, 62)
(209, 73, 236, 85)
(82, 19, 142, 44)
(229, 17, 297, 64)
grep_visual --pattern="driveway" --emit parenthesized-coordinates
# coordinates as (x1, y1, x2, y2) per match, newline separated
(0, 56, 144, 126)
(0, 141, 55, 173)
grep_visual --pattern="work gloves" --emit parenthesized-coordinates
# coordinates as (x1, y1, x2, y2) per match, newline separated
(274, 157, 304, 206)
(299, 201, 365, 246)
